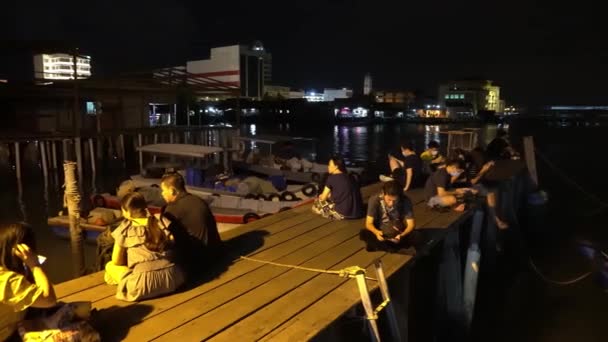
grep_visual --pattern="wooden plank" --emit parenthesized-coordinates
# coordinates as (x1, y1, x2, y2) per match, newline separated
(55, 271, 105, 299)
(259, 252, 409, 342)
(65, 215, 336, 306)
(220, 211, 315, 241)
(153, 231, 371, 341)
(87, 218, 358, 340)
(212, 249, 396, 341)
(121, 222, 364, 340)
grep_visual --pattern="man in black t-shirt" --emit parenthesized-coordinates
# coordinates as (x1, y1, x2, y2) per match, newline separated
(381, 141, 424, 192)
(424, 159, 476, 210)
(360, 181, 418, 254)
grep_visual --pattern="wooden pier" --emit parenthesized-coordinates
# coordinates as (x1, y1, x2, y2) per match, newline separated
(54, 182, 486, 341)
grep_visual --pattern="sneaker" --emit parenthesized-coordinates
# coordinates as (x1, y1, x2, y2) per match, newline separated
(379, 174, 394, 182)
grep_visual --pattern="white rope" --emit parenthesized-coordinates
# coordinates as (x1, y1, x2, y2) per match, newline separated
(528, 257, 592, 286)
(240, 256, 377, 281)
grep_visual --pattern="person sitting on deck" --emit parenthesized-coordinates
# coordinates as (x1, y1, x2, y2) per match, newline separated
(420, 140, 445, 175)
(424, 159, 477, 211)
(379, 140, 424, 192)
(0, 222, 99, 341)
(160, 173, 222, 279)
(104, 192, 185, 302)
(312, 155, 364, 220)
(360, 181, 418, 255)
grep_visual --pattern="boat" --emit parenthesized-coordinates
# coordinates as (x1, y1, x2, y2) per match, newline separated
(47, 207, 122, 243)
(232, 135, 365, 183)
(129, 143, 317, 224)
(91, 192, 313, 225)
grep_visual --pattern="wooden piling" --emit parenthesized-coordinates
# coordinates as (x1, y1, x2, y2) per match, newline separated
(14, 142, 21, 181)
(63, 161, 85, 277)
(51, 141, 58, 170)
(74, 137, 83, 185)
(40, 141, 48, 180)
(89, 138, 96, 176)
(523, 136, 538, 187)
(138, 133, 144, 175)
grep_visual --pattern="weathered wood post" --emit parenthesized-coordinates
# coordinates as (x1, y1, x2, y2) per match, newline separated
(40, 141, 48, 180)
(74, 137, 83, 191)
(463, 209, 485, 331)
(523, 136, 538, 188)
(138, 133, 144, 175)
(14, 142, 21, 181)
(63, 161, 85, 277)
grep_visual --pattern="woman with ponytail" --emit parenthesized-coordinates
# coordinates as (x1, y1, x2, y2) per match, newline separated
(104, 192, 185, 301)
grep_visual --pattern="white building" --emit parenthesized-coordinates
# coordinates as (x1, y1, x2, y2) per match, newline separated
(33, 53, 92, 80)
(303, 91, 324, 102)
(323, 88, 353, 102)
(363, 73, 372, 95)
(186, 41, 271, 99)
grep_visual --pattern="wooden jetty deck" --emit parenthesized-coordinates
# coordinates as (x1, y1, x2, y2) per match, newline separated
(54, 182, 478, 341)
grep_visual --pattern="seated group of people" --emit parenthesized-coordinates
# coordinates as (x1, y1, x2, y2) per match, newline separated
(0, 173, 221, 340)
(312, 131, 520, 253)
(311, 155, 418, 254)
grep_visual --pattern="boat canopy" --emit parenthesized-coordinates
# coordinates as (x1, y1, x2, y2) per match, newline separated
(236, 135, 317, 145)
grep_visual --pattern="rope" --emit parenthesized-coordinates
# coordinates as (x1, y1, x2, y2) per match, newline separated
(528, 257, 592, 285)
(534, 148, 608, 213)
(239, 256, 378, 281)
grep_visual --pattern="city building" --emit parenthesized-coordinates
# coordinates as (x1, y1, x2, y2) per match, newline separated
(186, 41, 271, 99)
(263, 85, 291, 99)
(438, 80, 501, 117)
(373, 90, 415, 104)
(303, 91, 324, 102)
(323, 88, 353, 102)
(363, 73, 372, 95)
(289, 90, 305, 99)
(33, 53, 92, 80)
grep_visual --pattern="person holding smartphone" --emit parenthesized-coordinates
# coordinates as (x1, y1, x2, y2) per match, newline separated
(360, 181, 418, 255)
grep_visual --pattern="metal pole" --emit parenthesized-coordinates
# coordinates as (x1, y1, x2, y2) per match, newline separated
(153, 133, 158, 163)
(375, 260, 403, 342)
(355, 272, 381, 342)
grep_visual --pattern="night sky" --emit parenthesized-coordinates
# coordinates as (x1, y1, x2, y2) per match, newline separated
(1, 0, 606, 106)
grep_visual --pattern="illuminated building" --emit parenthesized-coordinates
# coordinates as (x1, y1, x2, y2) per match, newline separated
(438, 80, 501, 117)
(363, 73, 372, 95)
(323, 88, 353, 102)
(263, 85, 291, 99)
(33, 53, 92, 80)
(186, 41, 272, 99)
(373, 90, 415, 104)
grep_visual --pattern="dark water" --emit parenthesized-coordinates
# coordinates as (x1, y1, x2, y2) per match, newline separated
(2, 120, 608, 341)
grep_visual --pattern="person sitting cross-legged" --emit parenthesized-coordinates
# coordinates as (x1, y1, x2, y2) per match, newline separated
(425, 159, 478, 211)
(312, 155, 364, 220)
(360, 181, 419, 255)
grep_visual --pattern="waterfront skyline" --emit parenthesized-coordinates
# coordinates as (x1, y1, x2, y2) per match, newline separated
(1, 0, 606, 106)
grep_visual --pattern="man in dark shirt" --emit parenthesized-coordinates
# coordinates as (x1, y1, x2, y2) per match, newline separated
(424, 159, 475, 210)
(361, 181, 417, 254)
(384, 141, 424, 192)
(160, 173, 221, 278)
